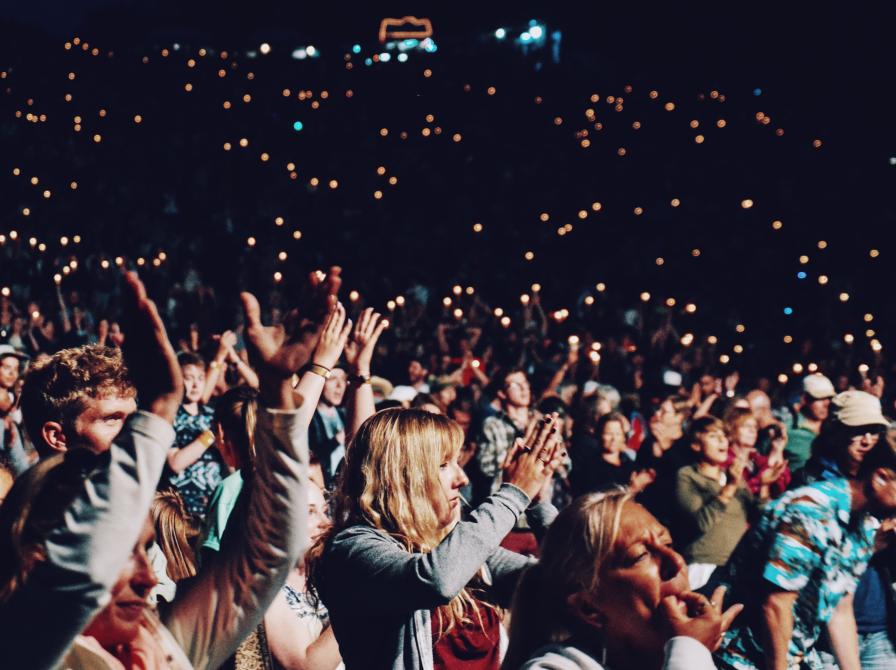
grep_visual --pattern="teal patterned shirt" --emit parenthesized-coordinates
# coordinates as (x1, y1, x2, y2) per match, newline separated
(715, 477, 877, 670)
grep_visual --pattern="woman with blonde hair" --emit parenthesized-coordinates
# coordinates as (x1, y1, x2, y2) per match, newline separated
(308, 408, 563, 670)
(504, 490, 743, 669)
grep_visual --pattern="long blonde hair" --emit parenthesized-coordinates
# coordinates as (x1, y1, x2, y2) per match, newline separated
(308, 408, 483, 635)
(502, 489, 634, 669)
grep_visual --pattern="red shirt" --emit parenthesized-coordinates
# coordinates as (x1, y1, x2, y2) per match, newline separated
(431, 602, 501, 670)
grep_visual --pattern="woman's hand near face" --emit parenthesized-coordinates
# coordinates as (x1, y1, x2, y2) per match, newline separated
(629, 468, 657, 493)
(758, 459, 787, 486)
(659, 585, 743, 652)
(501, 413, 564, 500)
(726, 447, 750, 488)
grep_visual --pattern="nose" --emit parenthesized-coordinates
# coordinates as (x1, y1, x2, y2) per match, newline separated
(861, 433, 875, 447)
(132, 551, 158, 595)
(656, 542, 686, 582)
(453, 462, 469, 488)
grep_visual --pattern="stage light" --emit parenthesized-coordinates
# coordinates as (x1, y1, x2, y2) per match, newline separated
(529, 25, 544, 39)
(397, 53, 408, 62)
(380, 52, 391, 62)
(784, 307, 793, 315)
(520, 32, 532, 43)
(495, 28, 506, 39)
(293, 121, 303, 131)
(259, 43, 271, 55)
(352, 44, 361, 54)
(306, 45, 317, 57)
(797, 272, 807, 279)
(292, 49, 307, 60)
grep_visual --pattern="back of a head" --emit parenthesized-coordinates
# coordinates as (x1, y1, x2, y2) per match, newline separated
(213, 386, 258, 472)
(0, 450, 99, 601)
(19, 345, 134, 458)
(503, 490, 633, 669)
(151, 490, 198, 582)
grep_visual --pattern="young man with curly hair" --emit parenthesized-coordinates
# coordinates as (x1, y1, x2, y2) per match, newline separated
(19, 344, 138, 457)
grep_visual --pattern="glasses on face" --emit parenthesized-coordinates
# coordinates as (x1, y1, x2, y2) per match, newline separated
(847, 430, 885, 444)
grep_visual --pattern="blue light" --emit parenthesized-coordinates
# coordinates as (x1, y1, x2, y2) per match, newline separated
(352, 44, 361, 54)
(364, 57, 372, 66)
(495, 28, 506, 39)
(402, 38, 419, 48)
(797, 271, 807, 279)
(529, 25, 544, 40)
(520, 31, 532, 43)
(784, 307, 793, 315)
(379, 52, 391, 62)
(292, 121, 303, 132)
(753, 88, 762, 96)
(397, 52, 408, 62)
(422, 38, 437, 53)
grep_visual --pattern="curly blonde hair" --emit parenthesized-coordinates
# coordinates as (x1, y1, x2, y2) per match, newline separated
(308, 408, 487, 637)
(20, 345, 135, 456)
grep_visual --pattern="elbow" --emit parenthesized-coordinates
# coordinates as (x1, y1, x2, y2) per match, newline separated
(431, 580, 463, 605)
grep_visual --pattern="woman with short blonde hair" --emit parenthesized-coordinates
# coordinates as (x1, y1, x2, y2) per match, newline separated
(308, 407, 563, 669)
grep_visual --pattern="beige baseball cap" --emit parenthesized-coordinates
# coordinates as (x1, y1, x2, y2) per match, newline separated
(830, 390, 888, 427)
(803, 374, 836, 400)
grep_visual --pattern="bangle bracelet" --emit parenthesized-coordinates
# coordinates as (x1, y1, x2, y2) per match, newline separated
(198, 431, 215, 448)
(308, 363, 331, 380)
(209, 360, 224, 371)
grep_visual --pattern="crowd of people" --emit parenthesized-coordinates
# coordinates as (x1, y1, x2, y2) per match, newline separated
(2, 10, 896, 670)
(1, 264, 895, 670)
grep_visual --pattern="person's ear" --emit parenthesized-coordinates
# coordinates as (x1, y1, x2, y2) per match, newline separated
(41, 421, 68, 454)
(566, 592, 607, 631)
(690, 440, 702, 453)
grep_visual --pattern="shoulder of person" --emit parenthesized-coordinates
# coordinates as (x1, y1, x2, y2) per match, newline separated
(520, 642, 606, 670)
(327, 524, 404, 554)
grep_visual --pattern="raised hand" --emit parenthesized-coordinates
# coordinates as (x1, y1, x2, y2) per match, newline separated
(758, 459, 788, 486)
(120, 271, 183, 423)
(659, 586, 743, 652)
(727, 446, 751, 487)
(629, 468, 657, 493)
(312, 302, 353, 370)
(501, 413, 564, 500)
(343, 307, 388, 376)
(241, 291, 315, 409)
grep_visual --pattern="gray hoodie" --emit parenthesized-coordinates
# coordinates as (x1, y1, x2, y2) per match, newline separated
(318, 484, 557, 670)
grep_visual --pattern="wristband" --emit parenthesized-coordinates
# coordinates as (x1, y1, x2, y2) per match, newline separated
(198, 430, 215, 449)
(308, 363, 332, 380)
(348, 373, 371, 385)
(209, 360, 224, 371)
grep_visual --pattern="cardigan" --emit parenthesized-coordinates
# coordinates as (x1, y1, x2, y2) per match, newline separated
(317, 485, 557, 670)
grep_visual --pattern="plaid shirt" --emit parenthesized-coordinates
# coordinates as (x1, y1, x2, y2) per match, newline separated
(477, 410, 529, 493)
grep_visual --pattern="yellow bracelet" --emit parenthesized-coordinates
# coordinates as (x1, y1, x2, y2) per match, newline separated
(308, 363, 331, 379)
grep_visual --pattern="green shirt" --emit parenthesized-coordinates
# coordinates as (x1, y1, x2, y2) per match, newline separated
(675, 464, 755, 565)
(201, 470, 244, 552)
(786, 414, 819, 472)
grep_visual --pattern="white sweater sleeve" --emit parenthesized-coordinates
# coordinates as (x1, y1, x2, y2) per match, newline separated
(0, 411, 174, 670)
(662, 636, 716, 670)
(164, 408, 308, 670)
